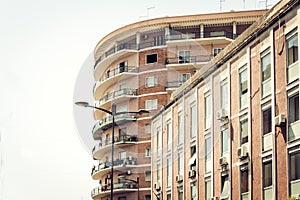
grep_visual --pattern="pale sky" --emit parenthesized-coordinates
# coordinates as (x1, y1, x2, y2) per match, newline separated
(0, 0, 279, 199)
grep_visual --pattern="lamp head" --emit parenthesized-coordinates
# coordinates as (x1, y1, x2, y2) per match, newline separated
(75, 102, 90, 107)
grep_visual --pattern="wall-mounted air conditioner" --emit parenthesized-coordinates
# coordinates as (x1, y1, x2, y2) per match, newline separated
(237, 145, 248, 159)
(176, 174, 183, 182)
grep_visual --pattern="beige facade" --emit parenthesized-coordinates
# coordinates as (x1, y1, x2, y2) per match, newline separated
(152, 0, 300, 199)
(90, 6, 267, 200)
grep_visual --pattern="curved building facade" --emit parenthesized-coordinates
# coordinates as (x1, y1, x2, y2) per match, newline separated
(90, 9, 266, 200)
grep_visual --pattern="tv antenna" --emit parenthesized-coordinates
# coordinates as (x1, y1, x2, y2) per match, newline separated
(220, 0, 225, 12)
(139, 6, 155, 19)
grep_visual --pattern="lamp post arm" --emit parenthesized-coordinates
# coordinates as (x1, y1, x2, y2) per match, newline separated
(86, 105, 113, 115)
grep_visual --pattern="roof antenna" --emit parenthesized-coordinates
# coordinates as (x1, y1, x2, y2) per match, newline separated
(220, 0, 225, 12)
(139, 6, 155, 19)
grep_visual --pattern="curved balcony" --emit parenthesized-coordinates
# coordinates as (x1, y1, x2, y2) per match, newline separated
(95, 88, 138, 110)
(165, 55, 212, 70)
(166, 31, 236, 46)
(91, 157, 138, 180)
(92, 115, 137, 139)
(165, 81, 187, 90)
(91, 181, 138, 199)
(94, 66, 139, 100)
(94, 42, 138, 80)
(92, 135, 138, 159)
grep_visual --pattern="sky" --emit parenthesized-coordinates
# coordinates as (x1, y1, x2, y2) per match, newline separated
(0, 0, 279, 199)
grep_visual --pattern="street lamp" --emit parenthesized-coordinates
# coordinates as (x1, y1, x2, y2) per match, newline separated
(75, 101, 149, 200)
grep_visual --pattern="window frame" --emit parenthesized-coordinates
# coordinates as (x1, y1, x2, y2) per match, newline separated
(146, 53, 158, 64)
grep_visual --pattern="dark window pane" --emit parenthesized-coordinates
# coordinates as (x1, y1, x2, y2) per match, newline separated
(290, 151, 300, 181)
(263, 161, 272, 187)
(146, 54, 157, 63)
(287, 34, 298, 66)
(241, 169, 249, 193)
(289, 94, 299, 123)
(263, 108, 272, 134)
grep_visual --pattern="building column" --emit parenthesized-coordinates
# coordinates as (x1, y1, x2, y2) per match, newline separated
(200, 24, 204, 38)
(165, 26, 170, 41)
(232, 21, 237, 39)
(136, 32, 140, 50)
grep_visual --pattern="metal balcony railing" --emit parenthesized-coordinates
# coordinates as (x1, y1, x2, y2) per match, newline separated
(165, 81, 186, 89)
(92, 135, 137, 153)
(94, 31, 238, 69)
(98, 88, 138, 105)
(99, 66, 139, 83)
(165, 55, 212, 65)
(91, 182, 138, 197)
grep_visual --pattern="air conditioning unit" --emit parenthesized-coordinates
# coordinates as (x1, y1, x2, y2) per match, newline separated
(154, 182, 161, 191)
(217, 109, 228, 120)
(211, 197, 219, 200)
(274, 114, 286, 126)
(176, 175, 183, 182)
(128, 156, 132, 161)
(188, 170, 196, 178)
(237, 145, 248, 159)
(219, 156, 228, 166)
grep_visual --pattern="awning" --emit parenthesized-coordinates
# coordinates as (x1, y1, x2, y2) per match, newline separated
(188, 154, 197, 166)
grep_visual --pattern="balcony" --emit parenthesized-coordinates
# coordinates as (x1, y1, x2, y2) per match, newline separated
(92, 115, 137, 139)
(91, 181, 138, 199)
(94, 66, 139, 99)
(165, 55, 212, 70)
(95, 88, 138, 109)
(166, 31, 236, 46)
(91, 157, 138, 180)
(165, 81, 187, 90)
(92, 135, 138, 159)
(94, 43, 138, 80)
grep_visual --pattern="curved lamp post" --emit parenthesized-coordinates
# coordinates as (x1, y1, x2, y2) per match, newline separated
(75, 101, 149, 200)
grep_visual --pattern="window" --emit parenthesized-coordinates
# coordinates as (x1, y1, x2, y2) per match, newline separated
(178, 112, 184, 145)
(191, 183, 197, 200)
(240, 68, 248, 109)
(167, 158, 172, 187)
(146, 53, 157, 64)
(205, 94, 212, 129)
(240, 119, 248, 144)
(205, 180, 211, 200)
(178, 73, 191, 85)
(261, 52, 271, 97)
(118, 61, 127, 73)
(289, 151, 300, 197)
(213, 48, 224, 56)
(157, 163, 161, 181)
(240, 165, 249, 196)
(119, 151, 126, 161)
(118, 197, 126, 200)
(262, 108, 272, 135)
(289, 93, 299, 124)
(286, 33, 298, 83)
(157, 127, 162, 152)
(145, 195, 151, 200)
(167, 194, 171, 200)
(205, 137, 211, 172)
(220, 175, 229, 199)
(263, 160, 272, 188)
(221, 81, 228, 109)
(178, 187, 183, 200)
(105, 134, 110, 145)
(167, 121, 172, 151)
(210, 31, 225, 37)
(178, 50, 190, 63)
(221, 129, 229, 154)
(190, 104, 197, 138)
(145, 123, 151, 134)
(145, 147, 151, 157)
(119, 127, 127, 139)
(146, 99, 157, 110)
(153, 35, 164, 46)
(145, 76, 158, 87)
(178, 151, 184, 176)
(145, 171, 151, 181)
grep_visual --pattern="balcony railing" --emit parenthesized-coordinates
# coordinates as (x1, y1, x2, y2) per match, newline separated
(98, 88, 138, 105)
(165, 55, 212, 65)
(91, 182, 138, 197)
(98, 66, 139, 83)
(165, 81, 186, 89)
(92, 135, 137, 153)
(91, 157, 138, 175)
(92, 114, 137, 133)
(94, 31, 238, 69)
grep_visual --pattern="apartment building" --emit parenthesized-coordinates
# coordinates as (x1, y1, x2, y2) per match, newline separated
(90, 8, 265, 200)
(151, 0, 300, 199)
